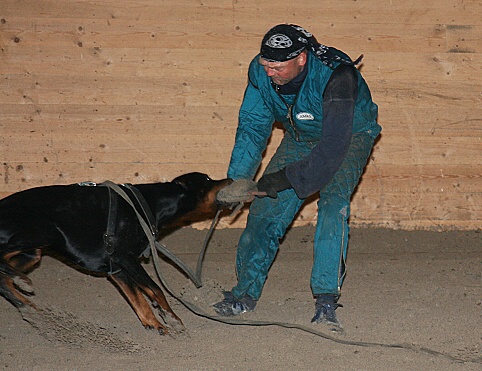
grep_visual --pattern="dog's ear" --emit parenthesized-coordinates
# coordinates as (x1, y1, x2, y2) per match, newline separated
(172, 172, 211, 191)
(173, 179, 189, 190)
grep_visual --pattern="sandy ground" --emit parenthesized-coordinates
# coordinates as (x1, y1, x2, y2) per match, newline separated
(0, 225, 480, 370)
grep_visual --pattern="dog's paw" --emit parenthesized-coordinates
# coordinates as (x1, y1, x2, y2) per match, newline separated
(13, 275, 34, 295)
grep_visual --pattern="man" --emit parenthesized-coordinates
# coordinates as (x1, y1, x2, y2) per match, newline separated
(213, 24, 381, 328)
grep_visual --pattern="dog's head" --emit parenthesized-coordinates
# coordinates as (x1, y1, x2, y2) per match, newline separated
(168, 172, 233, 227)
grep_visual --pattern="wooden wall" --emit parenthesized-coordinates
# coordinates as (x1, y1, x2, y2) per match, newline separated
(1, 0, 481, 230)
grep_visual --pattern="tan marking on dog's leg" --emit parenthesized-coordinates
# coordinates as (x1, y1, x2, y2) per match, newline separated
(1, 276, 37, 308)
(110, 274, 169, 335)
(0, 255, 34, 295)
(9, 248, 42, 273)
(140, 284, 185, 333)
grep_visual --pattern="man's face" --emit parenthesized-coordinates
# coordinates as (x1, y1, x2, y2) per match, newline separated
(258, 52, 307, 86)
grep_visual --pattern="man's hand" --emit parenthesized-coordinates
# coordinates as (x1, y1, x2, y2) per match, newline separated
(257, 168, 292, 198)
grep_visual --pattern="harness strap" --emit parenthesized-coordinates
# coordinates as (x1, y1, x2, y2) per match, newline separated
(103, 187, 118, 256)
(99, 181, 203, 287)
(122, 184, 159, 238)
(104, 187, 121, 274)
(77, 181, 121, 274)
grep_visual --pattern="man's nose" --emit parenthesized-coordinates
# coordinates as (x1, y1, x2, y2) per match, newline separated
(265, 68, 276, 77)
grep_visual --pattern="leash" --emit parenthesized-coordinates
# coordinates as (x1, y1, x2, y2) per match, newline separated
(193, 202, 244, 283)
(152, 241, 472, 363)
(195, 209, 222, 285)
(94, 181, 475, 364)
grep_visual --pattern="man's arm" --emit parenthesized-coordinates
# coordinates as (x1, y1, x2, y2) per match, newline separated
(228, 80, 275, 180)
(284, 64, 359, 198)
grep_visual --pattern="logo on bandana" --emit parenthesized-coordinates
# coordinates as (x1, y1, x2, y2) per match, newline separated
(266, 34, 293, 49)
(292, 26, 312, 39)
(296, 112, 314, 120)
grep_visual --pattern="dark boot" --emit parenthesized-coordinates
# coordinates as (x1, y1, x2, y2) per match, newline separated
(311, 294, 343, 328)
(213, 291, 257, 317)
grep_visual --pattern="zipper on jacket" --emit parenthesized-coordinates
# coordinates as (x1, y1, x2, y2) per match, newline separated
(286, 105, 300, 141)
(274, 85, 300, 141)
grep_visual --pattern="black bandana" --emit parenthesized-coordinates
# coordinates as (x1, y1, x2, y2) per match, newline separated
(260, 24, 363, 68)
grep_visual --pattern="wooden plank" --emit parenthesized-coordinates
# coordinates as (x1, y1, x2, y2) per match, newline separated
(2, 17, 480, 54)
(0, 74, 245, 106)
(0, 105, 240, 135)
(375, 108, 482, 136)
(373, 136, 480, 165)
(2, 0, 480, 25)
(0, 0, 234, 20)
(360, 165, 482, 194)
(362, 53, 482, 83)
(2, 160, 479, 201)
(232, 0, 482, 26)
(0, 74, 479, 111)
(293, 190, 482, 229)
(351, 191, 482, 225)
(2, 138, 479, 195)
(0, 133, 235, 163)
(371, 81, 480, 110)
(0, 17, 240, 50)
(2, 46, 480, 84)
(2, 104, 480, 137)
(2, 56, 480, 107)
(0, 47, 252, 80)
(1, 114, 480, 170)
(1, 124, 479, 165)
(0, 161, 231, 192)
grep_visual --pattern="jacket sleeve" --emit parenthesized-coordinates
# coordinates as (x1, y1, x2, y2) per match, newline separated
(227, 76, 275, 180)
(285, 64, 358, 198)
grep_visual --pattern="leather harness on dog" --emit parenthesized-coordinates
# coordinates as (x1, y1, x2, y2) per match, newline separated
(78, 180, 208, 285)
(104, 187, 117, 255)
(102, 182, 160, 274)
(77, 181, 122, 274)
(104, 186, 119, 274)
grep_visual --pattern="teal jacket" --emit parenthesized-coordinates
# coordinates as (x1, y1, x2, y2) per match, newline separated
(228, 51, 381, 195)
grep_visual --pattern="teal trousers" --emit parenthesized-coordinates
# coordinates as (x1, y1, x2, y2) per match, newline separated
(231, 132, 376, 300)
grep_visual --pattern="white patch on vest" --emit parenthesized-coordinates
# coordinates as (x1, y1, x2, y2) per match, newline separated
(296, 112, 314, 120)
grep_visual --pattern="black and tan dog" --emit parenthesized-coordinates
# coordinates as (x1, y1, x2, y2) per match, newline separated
(0, 172, 232, 335)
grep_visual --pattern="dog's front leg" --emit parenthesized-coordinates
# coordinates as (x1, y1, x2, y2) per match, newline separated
(109, 272, 170, 335)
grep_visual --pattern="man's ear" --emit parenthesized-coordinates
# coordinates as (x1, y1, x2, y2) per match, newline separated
(298, 51, 308, 67)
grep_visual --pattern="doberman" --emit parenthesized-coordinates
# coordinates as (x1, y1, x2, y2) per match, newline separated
(0, 172, 232, 335)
